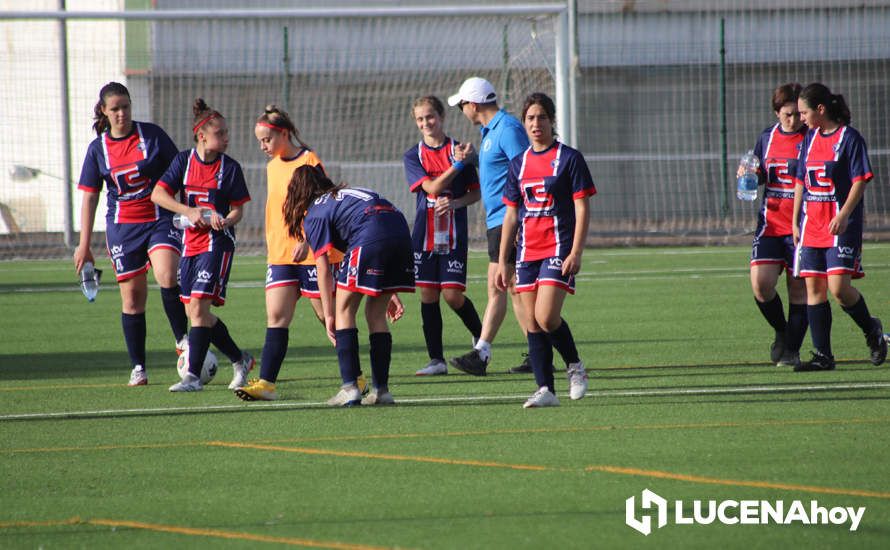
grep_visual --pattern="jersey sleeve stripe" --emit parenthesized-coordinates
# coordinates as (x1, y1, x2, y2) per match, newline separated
(314, 242, 335, 256)
(573, 188, 596, 200)
(502, 197, 519, 207)
(852, 172, 874, 184)
(156, 181, 176, 195)
(409, 176, 430, 192)
(77, 184, 99, 193)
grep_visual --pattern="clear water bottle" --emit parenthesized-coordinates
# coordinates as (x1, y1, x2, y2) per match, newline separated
(433, 211, 451, 255)
(80, 261, 101, 302)
(173, 209, 213, 229)
(736, 150, 760, 201)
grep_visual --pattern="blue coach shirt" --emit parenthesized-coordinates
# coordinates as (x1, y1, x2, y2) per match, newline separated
(478, 109, 529, 228)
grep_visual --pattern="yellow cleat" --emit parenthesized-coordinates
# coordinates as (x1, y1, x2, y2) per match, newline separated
(357, 374, 370, 396)
(234, 378, 278, 401)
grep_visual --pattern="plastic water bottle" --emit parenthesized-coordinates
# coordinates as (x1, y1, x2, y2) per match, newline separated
(433, 211, 451, 255)
(173, 210, 213, 229)
(736, 150, 760, 201)
(80, 261, 101, 302)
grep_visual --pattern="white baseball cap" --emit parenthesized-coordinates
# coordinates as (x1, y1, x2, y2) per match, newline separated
(447, 77, 497, 107)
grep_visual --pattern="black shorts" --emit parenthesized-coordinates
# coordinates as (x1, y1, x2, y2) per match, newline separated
(486, 225, 517, 264)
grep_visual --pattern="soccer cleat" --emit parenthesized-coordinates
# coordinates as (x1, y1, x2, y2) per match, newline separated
(169, 372, 203, 392)
(416, 359, 447, 376)
(865, 318, 887, 366)
(175, 336, 188, 357)
(361, 389, 396, 405)
(449, 349, 488, 376)
(228, 351, 256, 390)
(357, 374, 370, 396)
(327, 384, 362, 407)
(776, 350, 800, 368)
(769, 333, 785, 364)
(234, 378, 278, 401)
(508, 354, 532, 374)
(794, 351, 836, 372)
(128, 365, 148, 387)
(523, 386, 560, 408)
(566, 361, 589, 400)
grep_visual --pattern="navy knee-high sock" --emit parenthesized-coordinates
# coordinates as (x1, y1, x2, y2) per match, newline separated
(210, 319, 242, 363)
(335, 328, 360, 385)
(527, 331, 554, 392)
(421, 302, 444, 362)
(808, 301, 833, 357)
(786, 303, 808, 353)
(121, 312, 146, 368)
(187, 326, 212, 377)
(160, 286, 188, 342)
(548, 319, 580, 366)
(842, 295, 877, 334)
(756, 294, 786, 334)
(260, 327, 289, 383)
(369, 332, 392, 390)
(452, 296, 482, 340)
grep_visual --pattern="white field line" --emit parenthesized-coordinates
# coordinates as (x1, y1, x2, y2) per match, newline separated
(2, 381, 889, 422)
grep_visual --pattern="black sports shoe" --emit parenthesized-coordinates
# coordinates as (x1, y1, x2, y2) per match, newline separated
(770, 333, 785, 364)
(794, 351, 836, 372)
(449, 349, 488, 376)
(508, 354, 532, 374)
(865, 317, 887, 366)
(776, 350, 800, 368)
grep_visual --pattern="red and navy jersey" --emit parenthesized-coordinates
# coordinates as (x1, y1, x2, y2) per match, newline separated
(794, 125, 873, 248)
(304, 188, 410, 257)
(752, 124, 806, 237)
(502, 142, 596, 262)
(78, 122, 178, 224)
(157, 149, 251, 257)
(403, 138, 480, 252)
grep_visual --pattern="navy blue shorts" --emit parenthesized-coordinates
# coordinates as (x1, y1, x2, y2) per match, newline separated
(515, 256, 575, 294)
(338, 239, 415, 296)
(180, 249, 234, 306)
(105, 217, 182, 281)
(265, 264, 325, 298)
(750, 234, 795, 269)
(414, 244, 469, 291)
(794, 243, 864, 279)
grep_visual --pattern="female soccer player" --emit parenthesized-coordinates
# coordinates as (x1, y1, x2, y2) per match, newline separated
(283, 165, 413, 406)
(744, 83, 808, 367)
(792, 83, 886, 371)
(151, 98, 255, 391)
(74, 82, 188, 387)
(495, 93, 595, 408)
(235, 105, 351, 401)
(404, 96, 483, 376)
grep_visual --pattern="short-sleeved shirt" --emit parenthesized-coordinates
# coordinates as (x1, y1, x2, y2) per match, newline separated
(157, 149, 251, 257)
(502, 142, 596, 262)
(264, 149, 342, 266)
(403, 137, 480, 252)
(752, 123, 806, 237)
(303, 188, 410, 257)
(478, 109, 529, 229)
(77, 121, 179, 224)
(793, 125, 873, 248)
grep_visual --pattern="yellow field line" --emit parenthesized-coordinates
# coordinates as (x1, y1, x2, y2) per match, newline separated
(584, 465, 890, 500)
(208, 441, 555, 471)
(5, 416, 889, 455)
(0, 517, 395, 549)
(212, 441, 890, 501)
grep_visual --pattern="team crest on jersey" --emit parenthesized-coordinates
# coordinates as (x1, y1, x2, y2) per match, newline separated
(550, 159, 559, 169)
(482, 138, 492, 152)
(136, 142, 146, 152)
(833, 143, 842, 153)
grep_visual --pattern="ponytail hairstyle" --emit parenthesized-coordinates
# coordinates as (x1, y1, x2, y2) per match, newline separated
(256, 104, 311, 150)
(92, 82, 131, 136)
(412, 95, 445, 118)
(282, 164, 345, 241)
(771, 82, 802, 112)
(800, 83, 851, 125)
(521, 92, 558, 137)
(192, 98, 223, 142)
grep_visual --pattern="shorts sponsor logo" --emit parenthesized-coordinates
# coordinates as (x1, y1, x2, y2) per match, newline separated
(110, 244, 124, 257)
(626, 489, 865, 536)
(196, 270, 212, 283)
(414, 252, 423, 261)
(837, 246, 855, 258)
(547, 257, 563, 268)
(168, 229, 181, 240)
(447, 260, 465, 271)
